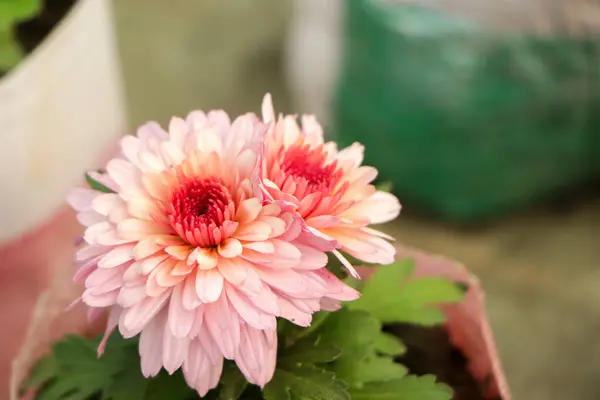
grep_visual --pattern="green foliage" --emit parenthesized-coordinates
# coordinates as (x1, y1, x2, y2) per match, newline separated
(0, 0, 41, 71)
(374, 181, 393, 192)
(86, 171, 116, 193)
(218, 362, 248, 400)
(24, 259, 464, 400)
(347, 259, 465, 325)
(348, 375, 453, 400)
(24, 333, 197, 400)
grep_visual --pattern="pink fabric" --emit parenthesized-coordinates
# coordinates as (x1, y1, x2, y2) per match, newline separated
(0, 207, 102, 399)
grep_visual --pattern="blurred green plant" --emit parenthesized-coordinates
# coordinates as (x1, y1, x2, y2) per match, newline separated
(0, 0, 41, 71)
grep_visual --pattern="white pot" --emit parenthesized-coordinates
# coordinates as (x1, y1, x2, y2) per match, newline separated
(0, 0, 127, 244)
(284, 0, 343, 127)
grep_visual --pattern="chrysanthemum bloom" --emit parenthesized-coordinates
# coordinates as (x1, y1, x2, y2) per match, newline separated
(67, 110, 359, 396)
(261, 94, 401, 277)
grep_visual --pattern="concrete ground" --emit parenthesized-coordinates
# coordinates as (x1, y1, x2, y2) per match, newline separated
(113, 1, 599, 399)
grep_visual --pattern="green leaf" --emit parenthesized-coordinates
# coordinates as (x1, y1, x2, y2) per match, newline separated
(0, 0, 41, 24)
(374, 181, 393, 192)
(263, 364, 350, 400)
(28, 333, 146, 400)
(350, 356, 407, 385)
(86, 172, 116, 193)
(373, 332, 406, 357)
(279, 334, 341, 365)
(262, 375, 291, 400)
(347, 259, 464, 325)
(22, 354, 59, 390)
(0, 26, 23, 70)
(0, 0, 41, 70)
(219, 362, 248, 400)
(144, 370, 197, 400)
(348, 375, 453, 400)
(315, 310, 381, 385)
(102, 358, 148, 400)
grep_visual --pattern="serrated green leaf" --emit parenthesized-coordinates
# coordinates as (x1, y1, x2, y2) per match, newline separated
(29, 333, 146, 400)
(86, 172, 116, 193)
(315, 309, 383, 386)
(264, 364, 350, 400)
(22, 354, 59, 391)
(144, 370, 197, 400)
(347, 259, 464, 325)
(102, 359, 148, 400)
(219, 362, 248, 400)
(263, 375, 291, 400)
(296, 311, 330, 340)
(373, 332, 406, 357)
(36, 372, 109, 400)
(279, 334, 341, 366)
(351, 356, 407, 385)
(348, 375, 453, 400)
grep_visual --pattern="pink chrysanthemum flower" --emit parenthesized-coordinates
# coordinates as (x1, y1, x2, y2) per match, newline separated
(261, 94, 401, 277)
(67, 110, 359, 396)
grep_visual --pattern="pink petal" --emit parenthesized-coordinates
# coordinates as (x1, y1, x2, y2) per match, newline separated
(91, 193, 119, 215)
(117, 285, 147, 307)
(258, 216, 286, 237)
(182, 275, 203, 310)
(217, 257, 249, 286)
(195, 269, 224, 303)
(168, 284, 196, 338)
(205, 295, 240, 359)
(235, 198, 262, 223)
(343, 191, 401, 225)
(121, 290, 171, 337)
(172, 260, 195, 276)
(67, 187, 98, 211)
(182, 340, 223, 397)
(226, 285, 276, 330)
(218, 238, 243, 258)
(332, 249, 361, 279)
(118, 218, 165, 240)
(261, 93, 275, 123)
(140, 253, 169, 275)
(133, 236, 163, 259)
(165, 244, 193, 260)
(98, 308, 122, 356)
(98, 244, 134, 268)
(234, 324, 277, 387)
(305, 215, 341, 229)
(234, 220, 272, 242)
(243, 241, 275, 254)
(189, 247, 218, 269)
(82, 288, 118, 308)
(106, 158, 140, 190)
(254, 267, 307, 296)
(336, 142, 364, 169)
(162, 329, 190, 374)
(139, 310, 166, 377)
(277, 296, 312, 327)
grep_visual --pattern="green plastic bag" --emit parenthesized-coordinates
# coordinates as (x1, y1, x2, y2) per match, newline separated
(334, 0, 599, 222)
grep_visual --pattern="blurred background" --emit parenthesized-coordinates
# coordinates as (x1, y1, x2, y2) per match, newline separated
(2, 0, 600, 399)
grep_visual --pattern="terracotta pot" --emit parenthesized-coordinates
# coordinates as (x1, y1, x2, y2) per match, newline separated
(358, 245, 511, 400)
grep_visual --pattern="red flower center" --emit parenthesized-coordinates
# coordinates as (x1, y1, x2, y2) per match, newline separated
(168, 177, 235, 246)
(279, 144, 342, 196)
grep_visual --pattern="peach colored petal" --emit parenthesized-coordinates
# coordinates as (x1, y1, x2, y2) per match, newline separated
(218, 238, 243, 258)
